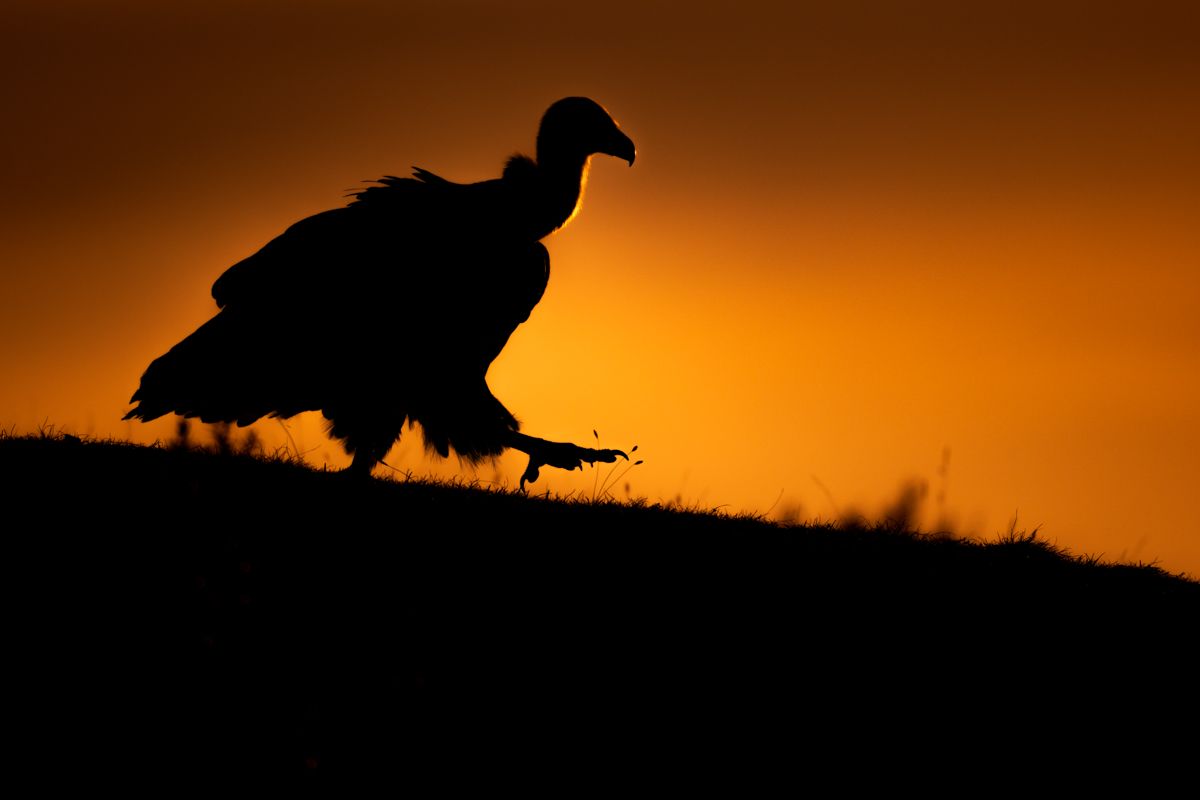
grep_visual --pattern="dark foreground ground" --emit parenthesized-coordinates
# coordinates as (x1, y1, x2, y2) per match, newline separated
(4, 434, 1197, 777)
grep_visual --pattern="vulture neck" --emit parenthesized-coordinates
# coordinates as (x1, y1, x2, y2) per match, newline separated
(534, 148, 592, 238)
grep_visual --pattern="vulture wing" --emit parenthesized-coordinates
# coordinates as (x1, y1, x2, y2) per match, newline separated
(126, 169, 550, 454)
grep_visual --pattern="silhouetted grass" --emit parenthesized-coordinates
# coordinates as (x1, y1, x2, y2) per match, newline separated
(3, 432, 1196, 777)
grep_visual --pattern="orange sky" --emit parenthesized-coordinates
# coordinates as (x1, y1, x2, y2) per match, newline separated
(3, 1, 1198, 575)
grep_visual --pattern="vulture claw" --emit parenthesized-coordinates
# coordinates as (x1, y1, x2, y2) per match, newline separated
(519, 461, 541, 492)
(517, 443, 629, 491)
(594, 448, 628, 463)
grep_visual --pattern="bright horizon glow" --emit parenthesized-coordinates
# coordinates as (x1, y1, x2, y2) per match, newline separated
(2, 1, 1197, 577)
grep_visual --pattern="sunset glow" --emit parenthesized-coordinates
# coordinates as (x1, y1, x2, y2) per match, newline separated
(3, 2, 1197, 575)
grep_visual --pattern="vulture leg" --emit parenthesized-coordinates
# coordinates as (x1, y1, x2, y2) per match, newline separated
(331, 412, 405, 479)
(505, 431, 627, 491)
(345, 448, 378, 478)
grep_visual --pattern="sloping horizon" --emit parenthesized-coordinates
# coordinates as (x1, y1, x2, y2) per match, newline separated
(2, 1, 1197, 574)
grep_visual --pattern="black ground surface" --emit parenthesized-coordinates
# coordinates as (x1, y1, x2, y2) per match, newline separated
(5, 435, 1197, 777)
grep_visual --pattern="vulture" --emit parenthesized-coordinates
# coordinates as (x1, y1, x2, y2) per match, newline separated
(125, 97, 635, 487)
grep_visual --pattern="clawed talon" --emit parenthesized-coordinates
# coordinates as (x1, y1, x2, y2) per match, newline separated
(520, 461, 541, 490)
(518, 442, 628, 491)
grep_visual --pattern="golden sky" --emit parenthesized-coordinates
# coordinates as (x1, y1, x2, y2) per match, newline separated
(3, 1, 1198, 575)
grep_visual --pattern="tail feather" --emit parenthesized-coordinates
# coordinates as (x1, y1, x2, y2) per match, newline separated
(124, 310, 315, 426)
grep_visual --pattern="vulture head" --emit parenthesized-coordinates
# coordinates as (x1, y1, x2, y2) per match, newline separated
(536, 97, 636, 168)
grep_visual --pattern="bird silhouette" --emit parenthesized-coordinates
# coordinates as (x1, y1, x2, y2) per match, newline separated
(125, 97, 635, 487)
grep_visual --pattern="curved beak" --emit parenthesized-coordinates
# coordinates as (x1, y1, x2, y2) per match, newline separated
(604, 130, 636, 167)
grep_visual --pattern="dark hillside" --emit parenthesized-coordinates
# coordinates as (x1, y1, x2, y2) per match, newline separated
(4, 435, 1197, 776)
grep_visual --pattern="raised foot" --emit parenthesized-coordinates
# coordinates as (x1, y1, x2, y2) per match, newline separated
(520, 441, 627, 491)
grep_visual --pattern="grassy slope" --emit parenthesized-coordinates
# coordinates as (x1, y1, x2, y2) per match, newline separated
(4, 434, 1197, 775)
